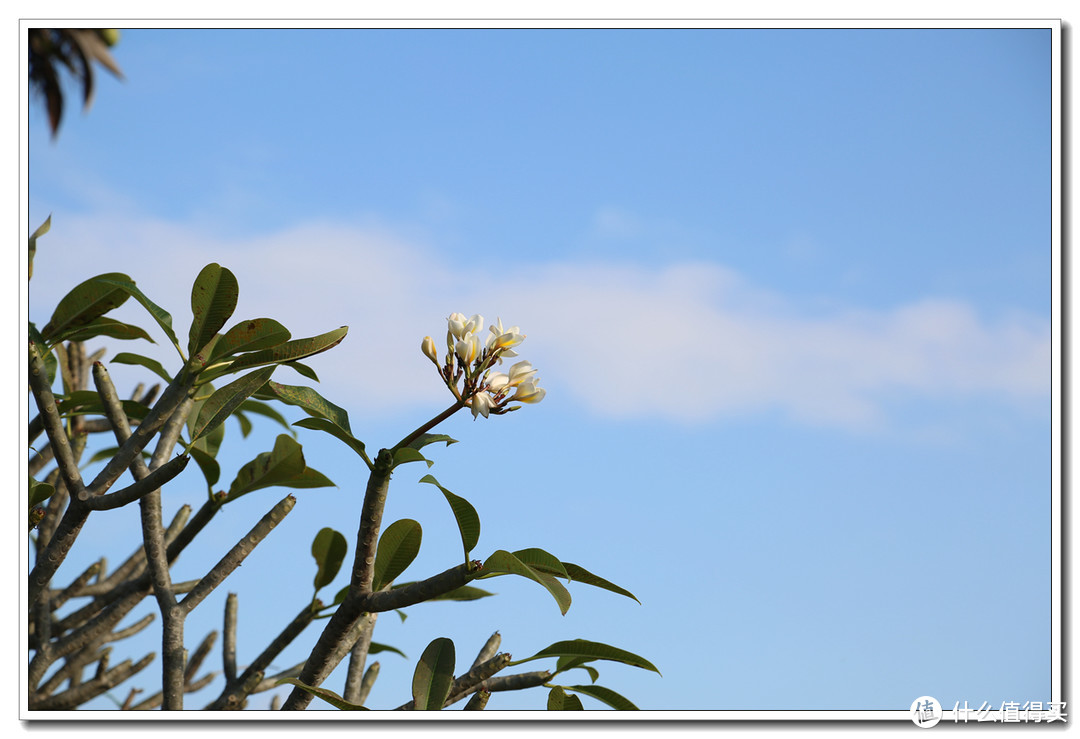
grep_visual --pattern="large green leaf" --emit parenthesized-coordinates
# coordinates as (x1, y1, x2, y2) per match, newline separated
(480, 550, 571, 615)
(110, 351, 173, 383)
(226, 433, 311, 501)
(215, 326, 348, 377)
(561, 562, 640, 604)
(418, 475, 480, 561)
(41, 272, 132, 343)
(254, 381, 352, 434)
(372, 519, 423, 591)
(274, 679, 367, 710)
(390, 581, 495, 602)
(513, 548, 568, 580)
(510, 639, 660, 675)
(56, 391, 150, 420)
(311, 527, 347, 592)
(188, 263, 239, 357)
(188, 444, 221, 491)
(282, 360, 319, 382)
(279, 467, 335, 489)
(405, 433, 458, 451)
(391, 447, 432, 469)
(555, 656, 599, 683)
(547, 686, 584, 710)
(237, 399, 294, 434)
(211, 318, 291, 361)
(62, 316, 154, 344)
(422, 584, 494, 602)
(190, 366, 276, 443)
(95, 275, 182, 355)
(412, 638, 456, 711)
(293, 417, 368, 464)
(187, 393, 227, 459)
(563, 684, 639, 710)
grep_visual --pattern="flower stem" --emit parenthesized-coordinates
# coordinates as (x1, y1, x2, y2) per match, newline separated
(391, 400, 465, 451)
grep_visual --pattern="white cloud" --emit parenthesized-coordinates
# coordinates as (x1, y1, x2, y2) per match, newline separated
(29, 214, 1051, 430)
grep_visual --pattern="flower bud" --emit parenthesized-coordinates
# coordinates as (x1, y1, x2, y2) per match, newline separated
(421, 336, 439, 364)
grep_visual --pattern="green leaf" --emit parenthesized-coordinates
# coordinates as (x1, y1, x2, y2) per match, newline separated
(391, 582, 495, 602)
(555, 657, 599, 683)
(29, 214, 50, 280)
(412, 638, 456, 710)
(29, 476, 55, 509)
(372, 519, 423, 591)
(510, 639, 660, 675)
(188, 444, 221, 490)
(311, 528, 347, 592)
(111, 352, 173, 383)
(282, 360, 320, 382)
(188, 395, 227, 459)
(226, 433, 307, 501)
(406, 433, 458, 451)
(211, 318, 292, 361)
(29, 323, 58, 386)
(419, 475, 480, 561)
(237, 399, 295, 435)
(293, 417, 369, 463)
(255, 381, 352, 434)
(215, 326, 348, 377)
(274, 679, 367, 710)
(62, 316, 154, 344)
(369, 641, 408, 659)
(391, 447, 432, 469)
(56, 391, 150, 420)
(547, 685, 584, 710)
(188, 263, 239, 357)
(513, 548, 569, 580)
(563, 684, 639, 710)
(279, 467, 335, 489)
(426, 585, 495, 602)
(561, 562, 640, 604)
(190, 366, 277, 443)
(233, 409, 253, 437)
(85, 446, 153, 466)
(95, 275, 181, 354)
(480, 550, 571, 615)
(41, 272, 133, 343)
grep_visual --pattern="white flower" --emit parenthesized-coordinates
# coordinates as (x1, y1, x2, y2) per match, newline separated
(507, 360, 537, 386)
(486, 317, 525, 355)
(468, 391, 495, 418)
(447, 312, 469, 340)
(486, 372, 510, 393)
(454, 333, 481, 365)
(511, 379, 546, 404)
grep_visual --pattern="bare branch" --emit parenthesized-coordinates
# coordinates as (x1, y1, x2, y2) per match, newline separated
(29, 652, 156, 711)
(180, 495, 297, 616)
(471, 631, 501, 670)
(343, 612, 377, 704)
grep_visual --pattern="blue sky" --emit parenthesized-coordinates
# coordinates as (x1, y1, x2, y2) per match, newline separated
(25, 26, 1054, 713)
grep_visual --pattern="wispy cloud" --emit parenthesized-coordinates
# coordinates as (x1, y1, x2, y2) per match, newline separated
(29, 214, 1050, 429)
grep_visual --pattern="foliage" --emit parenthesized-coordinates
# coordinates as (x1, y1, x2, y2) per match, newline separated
(26, 220, 656, 711)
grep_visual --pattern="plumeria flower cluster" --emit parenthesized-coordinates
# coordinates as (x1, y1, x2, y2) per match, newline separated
(422, 313, 546, 418)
